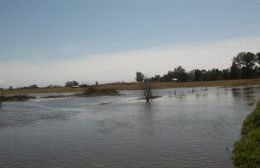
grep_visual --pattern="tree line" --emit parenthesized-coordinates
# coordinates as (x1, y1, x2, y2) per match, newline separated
(136, 52, 260, 82)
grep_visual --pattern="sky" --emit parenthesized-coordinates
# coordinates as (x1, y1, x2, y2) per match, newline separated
(0, 0, 260, 87)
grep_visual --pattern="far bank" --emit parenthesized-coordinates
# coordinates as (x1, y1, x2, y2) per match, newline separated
(1, 79, 259, 96)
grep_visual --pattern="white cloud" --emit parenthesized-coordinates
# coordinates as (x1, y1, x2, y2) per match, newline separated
(0, 37, 260, 87)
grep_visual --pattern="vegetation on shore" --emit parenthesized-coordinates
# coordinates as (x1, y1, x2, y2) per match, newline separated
(136, 52, 260, 82)
(0, 88, 119, 103)
(233, 102, 260, 168)
(101, 79, 258, 90)
(1, 51, 259, 96)
(77, 87, 119, 96)
(0, 95, 36, 102)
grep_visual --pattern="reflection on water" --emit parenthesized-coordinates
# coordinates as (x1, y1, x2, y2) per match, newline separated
(0, 86, 260, 168)
(231, 87, 255, 106)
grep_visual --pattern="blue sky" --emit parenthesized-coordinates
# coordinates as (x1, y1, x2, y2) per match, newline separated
(0, 0, 260, 86)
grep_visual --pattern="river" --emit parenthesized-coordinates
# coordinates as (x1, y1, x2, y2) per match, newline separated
(0, 86, 259, 168)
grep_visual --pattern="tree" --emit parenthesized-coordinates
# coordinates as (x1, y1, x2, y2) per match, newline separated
(222, 69, 230, 80)
(147, 51, 260, 82)
(256, 52, 260, 65)
(151, 74, 160, 81)
(236, 52, 256, 68)
(207, 68, 222, 80)
(230, 61, 240, 79)
(256, 52, 260, 76)
(172, 66, 188, 82)
(188, 70, 195, 81)
(29, 84, 38, 89)
(0, 96, 1, 106)
(65, 80, 79, 87)
(139, 76, 152, 102)
(193, 69, 207, 81)
(136, 72, 144, 82)
(233, 52, 256, 79)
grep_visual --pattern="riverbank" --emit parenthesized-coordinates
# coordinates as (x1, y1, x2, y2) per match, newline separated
(0, 95, 36, 102)
(76, 88, 119, 97)
(1, 79, 258, 96)
(233, 102, 260, 167)
(0, 88, 119, 102)
(100, 79, 259, 90)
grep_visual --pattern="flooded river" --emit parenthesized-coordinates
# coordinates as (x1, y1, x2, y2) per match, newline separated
(0, 86, 259, 168)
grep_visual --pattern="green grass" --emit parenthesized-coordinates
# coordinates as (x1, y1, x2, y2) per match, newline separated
(233, 102, 260, 168)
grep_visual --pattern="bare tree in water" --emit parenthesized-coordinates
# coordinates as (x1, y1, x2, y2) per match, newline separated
(0, 89, 2, 107)
(139, 77, 152, 102)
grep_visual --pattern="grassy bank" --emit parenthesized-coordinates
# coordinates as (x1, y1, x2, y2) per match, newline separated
(233, 102, 260, 168)
(1, 79, 258, 96)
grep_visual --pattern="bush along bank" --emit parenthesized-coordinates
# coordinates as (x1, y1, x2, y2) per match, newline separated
(233, 102, 260, 168)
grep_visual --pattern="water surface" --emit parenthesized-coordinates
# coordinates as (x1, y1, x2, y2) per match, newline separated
(0, 86, 259, 168)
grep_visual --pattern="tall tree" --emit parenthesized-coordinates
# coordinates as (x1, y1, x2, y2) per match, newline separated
(172, 66, 188, 82)
(256, 52, 260, 76)
(233, 52, 256, 79)
(136, 72, 144, 82)
(256, 52, 260, 65)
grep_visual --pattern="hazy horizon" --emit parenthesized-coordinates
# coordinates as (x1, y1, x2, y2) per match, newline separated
(1, 0, 260, 87)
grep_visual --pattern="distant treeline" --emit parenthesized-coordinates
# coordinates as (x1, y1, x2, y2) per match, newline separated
(2, 84, 63, 91)
(136, 52, 260, 82)
(6, 84, 39, 91)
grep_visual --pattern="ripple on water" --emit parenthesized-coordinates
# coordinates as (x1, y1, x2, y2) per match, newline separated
(0, 86, 258, 168)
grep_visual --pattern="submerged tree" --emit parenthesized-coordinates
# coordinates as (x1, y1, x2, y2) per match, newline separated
(0, 90, 3, 107)
(139, 76, 152, 102)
